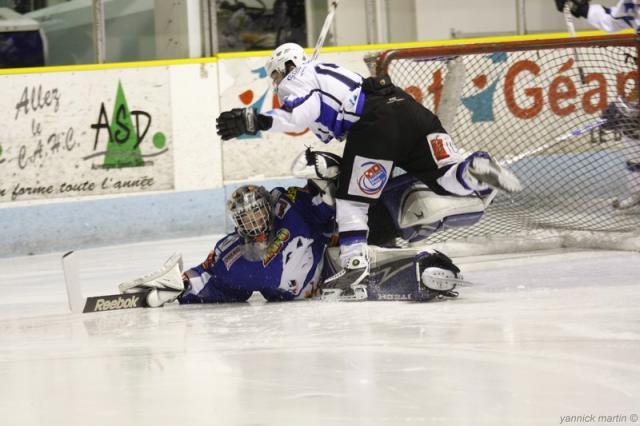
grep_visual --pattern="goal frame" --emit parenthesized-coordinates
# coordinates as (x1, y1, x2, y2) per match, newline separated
(370, 33, 640, 80)
(366, 33, 640, 255)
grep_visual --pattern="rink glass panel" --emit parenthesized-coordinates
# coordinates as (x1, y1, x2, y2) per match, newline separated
(372, 34, 640, 244)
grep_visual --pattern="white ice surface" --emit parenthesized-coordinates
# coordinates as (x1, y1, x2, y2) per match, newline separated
(0, 236, 639, 426)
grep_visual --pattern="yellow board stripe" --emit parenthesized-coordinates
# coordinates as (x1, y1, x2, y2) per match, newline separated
(0, 56, 217, 75)
(0, 29, 629, 76)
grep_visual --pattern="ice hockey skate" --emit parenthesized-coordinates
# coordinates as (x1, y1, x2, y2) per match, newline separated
(467, 155, 523, 193)
(118, 253, 185, 308)
(321, 255, 370, 301)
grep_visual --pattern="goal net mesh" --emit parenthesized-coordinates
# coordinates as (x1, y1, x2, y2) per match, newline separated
(370, 34, 640, 250)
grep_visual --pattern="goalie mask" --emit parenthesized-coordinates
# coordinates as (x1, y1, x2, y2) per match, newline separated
(227, 185, 273, 242)
(265, 43, 307, 93)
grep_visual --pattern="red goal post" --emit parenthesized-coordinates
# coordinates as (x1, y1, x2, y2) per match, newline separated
(366, 34, 640, 253)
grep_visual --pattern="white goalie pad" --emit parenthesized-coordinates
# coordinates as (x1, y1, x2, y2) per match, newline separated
(398, 183, 493, 229)
(118, 253, 184, 294)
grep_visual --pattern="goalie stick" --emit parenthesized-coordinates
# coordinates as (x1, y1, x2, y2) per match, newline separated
(62, 251, 149, 313)
(311, 0, 340, 62)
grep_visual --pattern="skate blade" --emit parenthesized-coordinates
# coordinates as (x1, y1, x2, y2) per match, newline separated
(321, 285, 368, 302)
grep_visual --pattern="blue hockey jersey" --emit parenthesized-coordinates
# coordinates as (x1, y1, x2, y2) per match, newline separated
(179, 186, 335, 304)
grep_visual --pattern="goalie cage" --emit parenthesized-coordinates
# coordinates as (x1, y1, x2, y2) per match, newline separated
(365, 33, 640, 254)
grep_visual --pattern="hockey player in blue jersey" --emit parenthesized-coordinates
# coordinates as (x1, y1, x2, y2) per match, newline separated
(178, 182, 335, 304)
(215, 42, 521, 297)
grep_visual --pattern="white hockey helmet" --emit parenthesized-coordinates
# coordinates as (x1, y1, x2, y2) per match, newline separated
(227, 185, 273, 240)
(265, 43, 307, 84)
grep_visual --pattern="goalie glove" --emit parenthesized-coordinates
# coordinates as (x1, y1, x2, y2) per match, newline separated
(291, 148, 342, 205)
(216, 108, 273, 140)
(291, 147, 342, 180)
(554, 0, 589, 18)
(118, 253, 185, 308)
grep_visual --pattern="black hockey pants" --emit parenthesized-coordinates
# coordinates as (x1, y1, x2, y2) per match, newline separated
(336, 77, 455, 204)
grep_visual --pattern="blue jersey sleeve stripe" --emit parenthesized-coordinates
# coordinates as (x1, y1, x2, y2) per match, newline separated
(282, 89, 320, 112)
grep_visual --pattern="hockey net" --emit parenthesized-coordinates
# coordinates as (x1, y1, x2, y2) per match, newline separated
(367, 34, 640, 253)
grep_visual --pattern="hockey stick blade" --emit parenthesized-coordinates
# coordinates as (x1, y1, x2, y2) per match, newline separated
(82, 292, 148, 313)
(556, 118, 607, 142)
(62, 251, 85, 314)
(502, 118, 608, 166)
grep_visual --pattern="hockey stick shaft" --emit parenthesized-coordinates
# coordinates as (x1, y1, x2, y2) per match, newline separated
(564, 2, 587, 83)
(311, 0, 340, 61)
(555, 118, 607, 141)
(501, 119, 607, 166)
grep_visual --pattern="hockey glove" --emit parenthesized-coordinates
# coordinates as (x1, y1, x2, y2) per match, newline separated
(554, 0, 589, 18)
(291, 148, 342, 206)
(216, 108, 273, 140)
(291, 148, 342, 180)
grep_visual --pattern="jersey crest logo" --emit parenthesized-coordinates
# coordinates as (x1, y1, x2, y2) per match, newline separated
(358, 161, 388, 195)
(262, 228, 291, 266)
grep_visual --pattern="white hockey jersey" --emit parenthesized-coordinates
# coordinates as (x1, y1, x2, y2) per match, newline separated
(588, 0, 640, 32)
(264, 61, 365, 143)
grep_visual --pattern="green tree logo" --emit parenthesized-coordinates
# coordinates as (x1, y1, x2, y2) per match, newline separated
(90, 81, 166, 169)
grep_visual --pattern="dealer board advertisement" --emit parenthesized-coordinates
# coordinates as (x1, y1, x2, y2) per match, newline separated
(0, 67, 174, 203)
